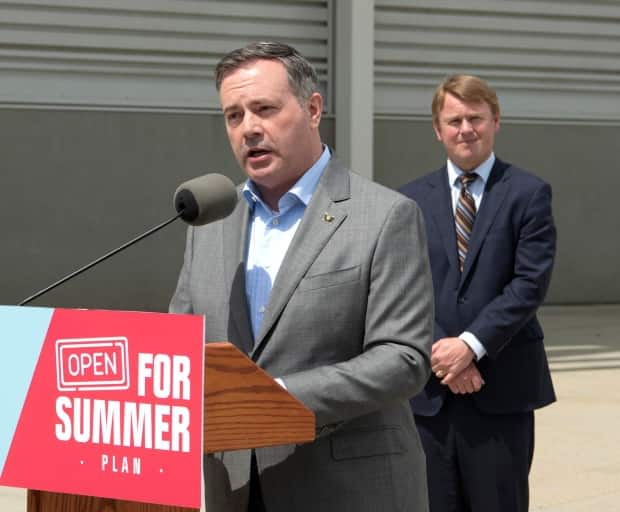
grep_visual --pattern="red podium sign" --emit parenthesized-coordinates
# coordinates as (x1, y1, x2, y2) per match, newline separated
(0, 306, 204, 509)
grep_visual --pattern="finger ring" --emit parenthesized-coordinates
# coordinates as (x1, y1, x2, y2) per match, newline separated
(436, 370, 444, 378)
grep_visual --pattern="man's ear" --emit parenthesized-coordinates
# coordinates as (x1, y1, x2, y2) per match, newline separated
(433, 122, 443, 142)
(307, 92, 323, 128)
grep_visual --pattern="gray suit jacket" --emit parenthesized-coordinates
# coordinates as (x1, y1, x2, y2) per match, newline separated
(170, 158, 433, 512)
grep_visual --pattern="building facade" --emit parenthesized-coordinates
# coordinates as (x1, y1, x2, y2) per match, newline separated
(2, 0, 619, 308)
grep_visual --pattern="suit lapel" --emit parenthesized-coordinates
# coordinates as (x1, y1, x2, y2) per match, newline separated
(460, 159, 511, 284)
(252, 159, 349, 354)
(223, 194, 254, 354)
(428, 168, 460, 271)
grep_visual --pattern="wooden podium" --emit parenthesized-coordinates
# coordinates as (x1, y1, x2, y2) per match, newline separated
(27, 342, 316, 512)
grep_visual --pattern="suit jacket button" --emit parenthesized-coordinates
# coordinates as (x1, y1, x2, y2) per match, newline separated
(457, 297, 467, 304)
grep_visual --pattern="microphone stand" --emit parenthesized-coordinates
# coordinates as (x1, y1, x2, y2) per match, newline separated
(19, 212, 184, 306)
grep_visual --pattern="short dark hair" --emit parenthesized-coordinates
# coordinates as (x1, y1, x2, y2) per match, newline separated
(215, 41, 319, 103)
(432, 74, 500, 125)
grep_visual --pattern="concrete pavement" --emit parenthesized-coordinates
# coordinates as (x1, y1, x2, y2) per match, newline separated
(0, 487, 24, 511)
(1, 305, 619, 511)
(530, 305, 620, 512)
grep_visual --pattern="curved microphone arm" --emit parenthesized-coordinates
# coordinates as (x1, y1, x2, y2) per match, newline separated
(19, 212, 184, 306)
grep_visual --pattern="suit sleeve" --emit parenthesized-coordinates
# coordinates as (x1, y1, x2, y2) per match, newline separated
(282, 198, 434, 429)
(468, 182, 556, 358)
(434, 320, 448, 341)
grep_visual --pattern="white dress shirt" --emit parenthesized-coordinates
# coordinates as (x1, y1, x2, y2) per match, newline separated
(445, 152, 496, 360)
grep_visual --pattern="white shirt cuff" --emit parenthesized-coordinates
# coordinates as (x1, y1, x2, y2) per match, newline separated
(459, 331, 487, 360)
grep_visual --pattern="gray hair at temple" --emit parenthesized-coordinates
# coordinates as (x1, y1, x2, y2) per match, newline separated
(215, 41, 320, 104)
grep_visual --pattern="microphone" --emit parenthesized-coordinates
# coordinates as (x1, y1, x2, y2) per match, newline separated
(19, 173, 238, 306)
(174, 173, 238, 225)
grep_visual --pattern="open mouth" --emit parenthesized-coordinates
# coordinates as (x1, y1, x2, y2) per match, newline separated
(247, 148, 271, 159)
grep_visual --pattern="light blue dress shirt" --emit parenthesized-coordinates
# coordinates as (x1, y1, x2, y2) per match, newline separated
(446, 152, 496, 360)
(447, 152, 495, 214)
(242, 146, 331, 340)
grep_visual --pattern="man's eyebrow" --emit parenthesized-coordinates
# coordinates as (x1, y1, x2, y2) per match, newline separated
(444, 111, 484, 120)
(222, 97, 275, 113)
(222, 105, 239, 115)
(248, 97, 277, 106)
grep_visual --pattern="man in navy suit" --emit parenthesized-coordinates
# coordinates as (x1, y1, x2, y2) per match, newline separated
(400, 74, 556, 512)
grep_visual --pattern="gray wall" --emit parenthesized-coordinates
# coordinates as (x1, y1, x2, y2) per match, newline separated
(2, 1, 618, 309)
(4, 108, 614, 310)
(0, 109, 620, 311)
(1, 109, 334, 311)
(374, 119, 620, 304)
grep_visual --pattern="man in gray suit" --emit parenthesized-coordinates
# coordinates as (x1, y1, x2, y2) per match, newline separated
(170, 41, 433, 512)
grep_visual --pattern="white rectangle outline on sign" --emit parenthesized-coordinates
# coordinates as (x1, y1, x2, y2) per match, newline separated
(55, 337, 130, 391)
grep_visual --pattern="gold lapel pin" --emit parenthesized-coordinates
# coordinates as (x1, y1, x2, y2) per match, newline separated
(323, 212, 335, 223)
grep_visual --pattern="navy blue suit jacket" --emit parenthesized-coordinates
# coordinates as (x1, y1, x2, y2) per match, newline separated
(400, 158, 556, 416)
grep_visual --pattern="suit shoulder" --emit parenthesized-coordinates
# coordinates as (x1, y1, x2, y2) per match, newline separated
(348, 170, 410, 202)
(398, 167, 444, 199)
(346, 171, 423, 220)
(501, 162, 551, 190)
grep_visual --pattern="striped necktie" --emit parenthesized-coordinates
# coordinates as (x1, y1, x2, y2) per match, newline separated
(455, 173, 478, 271)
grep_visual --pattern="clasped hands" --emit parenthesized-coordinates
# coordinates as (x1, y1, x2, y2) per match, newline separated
(431, 337, 485, 394)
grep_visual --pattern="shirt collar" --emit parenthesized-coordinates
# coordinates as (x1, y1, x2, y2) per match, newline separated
(242, 145, 331, 213)
(447, 152, 495, 187)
